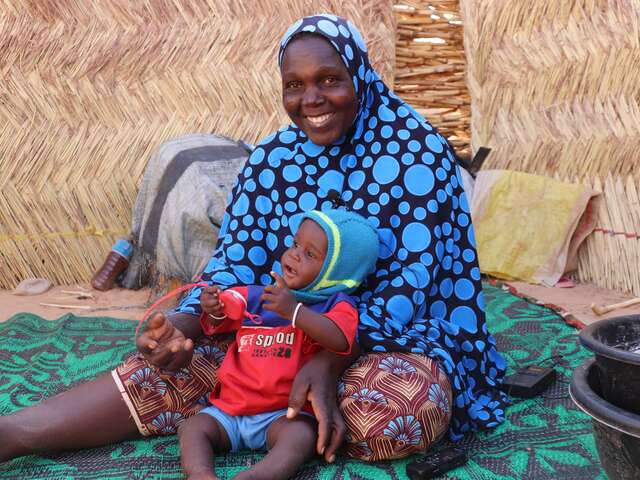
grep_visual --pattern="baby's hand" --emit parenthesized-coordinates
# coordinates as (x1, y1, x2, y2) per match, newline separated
(260, 271, 297, 320)
(200, 285, 225, 317)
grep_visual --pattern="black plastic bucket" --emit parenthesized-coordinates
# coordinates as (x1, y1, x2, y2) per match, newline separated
(579, 315, 640, 414)
(570, 359, 640, 480)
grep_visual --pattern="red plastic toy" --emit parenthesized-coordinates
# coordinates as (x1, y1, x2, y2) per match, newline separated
(135, 282, 264, 340)
(220, 288, 262, 324)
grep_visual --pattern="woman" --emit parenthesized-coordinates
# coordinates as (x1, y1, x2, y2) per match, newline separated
(1, 15, 506, 464)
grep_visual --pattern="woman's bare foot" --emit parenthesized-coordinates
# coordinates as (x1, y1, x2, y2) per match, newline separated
(0, 418, 19, 462)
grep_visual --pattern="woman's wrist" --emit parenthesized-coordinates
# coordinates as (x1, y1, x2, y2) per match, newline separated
(167, 312, 203, 340)
(316, 346, 360, 377)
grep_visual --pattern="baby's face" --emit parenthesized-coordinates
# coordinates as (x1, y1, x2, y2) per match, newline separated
(281, 219, 327, 290)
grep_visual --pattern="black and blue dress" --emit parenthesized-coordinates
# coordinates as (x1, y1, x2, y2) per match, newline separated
(176, 14, 507, 441)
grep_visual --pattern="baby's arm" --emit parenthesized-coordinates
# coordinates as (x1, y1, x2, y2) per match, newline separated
(260, 272, 353, 353)
(199, 285, 246, 335)
(292, 304, 351, 353)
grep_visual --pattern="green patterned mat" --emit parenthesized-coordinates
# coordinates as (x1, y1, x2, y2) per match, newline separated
(0, 284, 605, 479)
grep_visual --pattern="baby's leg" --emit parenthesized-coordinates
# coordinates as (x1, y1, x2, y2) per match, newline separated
(235, 415, 317, 480)
(178, 414, 231, 480)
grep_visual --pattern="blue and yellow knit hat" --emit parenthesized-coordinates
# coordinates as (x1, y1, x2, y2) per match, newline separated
(290, 208, 379, 303)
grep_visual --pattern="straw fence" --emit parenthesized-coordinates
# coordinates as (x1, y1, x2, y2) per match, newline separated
(8, 0, 635, 297)
(0, 0, 396, 289)
(394, 1, 470, 156)
(577, 175, 640, 296)
(460, 0, 640, 296)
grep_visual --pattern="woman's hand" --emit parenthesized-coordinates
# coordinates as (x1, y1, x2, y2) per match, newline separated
(136, 312, 194, 371)
(200, 285, 225, 317)
(286, 350, 354, 463)
(260, 272, 297, 320)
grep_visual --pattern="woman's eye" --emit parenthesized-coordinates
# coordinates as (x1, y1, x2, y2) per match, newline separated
(286, 81, 301, 90)
(323, 76, 337, 85)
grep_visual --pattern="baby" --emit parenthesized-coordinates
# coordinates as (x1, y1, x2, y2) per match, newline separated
(178, 208, 379, 480)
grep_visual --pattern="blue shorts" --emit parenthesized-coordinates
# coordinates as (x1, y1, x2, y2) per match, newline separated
(199, 405, 312, 452)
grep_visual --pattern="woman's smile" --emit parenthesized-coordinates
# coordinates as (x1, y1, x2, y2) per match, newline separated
(305, 112, 335, 129)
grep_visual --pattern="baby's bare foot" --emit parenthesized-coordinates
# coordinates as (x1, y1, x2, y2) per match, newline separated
(187, 471, 219, 480)
(233, 468, 273, 480)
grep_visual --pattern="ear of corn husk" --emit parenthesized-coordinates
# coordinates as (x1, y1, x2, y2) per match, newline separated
(461, 0, 640, 296)
(0, 1, 395, 289)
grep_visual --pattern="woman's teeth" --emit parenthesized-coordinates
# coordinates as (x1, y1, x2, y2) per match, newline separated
(306, 113, 333, 128)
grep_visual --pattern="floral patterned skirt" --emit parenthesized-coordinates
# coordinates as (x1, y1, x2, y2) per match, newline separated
(112, 337, 451, 461)
(339, 352, 451, 461)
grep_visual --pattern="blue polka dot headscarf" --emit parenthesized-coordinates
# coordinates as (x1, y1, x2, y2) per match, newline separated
(278, 15, 371, 102)
(177, 14, 507, 440)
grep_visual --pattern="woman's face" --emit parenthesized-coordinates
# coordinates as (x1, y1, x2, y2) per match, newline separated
(281, 35, 358, 146)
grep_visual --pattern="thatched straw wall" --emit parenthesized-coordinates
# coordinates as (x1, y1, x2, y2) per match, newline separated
(460, 0, 640, 296)
(394, 1, 470, 156)
(0, 1, 395, 289)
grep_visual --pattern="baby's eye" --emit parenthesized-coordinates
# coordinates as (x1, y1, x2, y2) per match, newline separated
(306, 250, 315, 258)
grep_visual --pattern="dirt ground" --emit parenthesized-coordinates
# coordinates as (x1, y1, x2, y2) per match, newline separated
(1, 279, 639, 326)
(508, 281, 640, 326)
(0, 283, 152, 322)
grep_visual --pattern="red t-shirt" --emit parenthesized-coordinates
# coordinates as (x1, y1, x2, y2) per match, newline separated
(199, 285, 358, 416)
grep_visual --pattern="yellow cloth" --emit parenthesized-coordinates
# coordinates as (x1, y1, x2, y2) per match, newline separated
(471, 170, 599, 286)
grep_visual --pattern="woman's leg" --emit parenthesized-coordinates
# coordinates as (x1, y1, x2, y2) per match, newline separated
(234, 415, 317, 480)
(0, 372, 138, 462)
(1, 331, 232, 463)
(338, 352, 452, 461)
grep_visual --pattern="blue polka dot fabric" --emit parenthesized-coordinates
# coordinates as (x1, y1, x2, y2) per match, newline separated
(176, 14, 507, 440)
